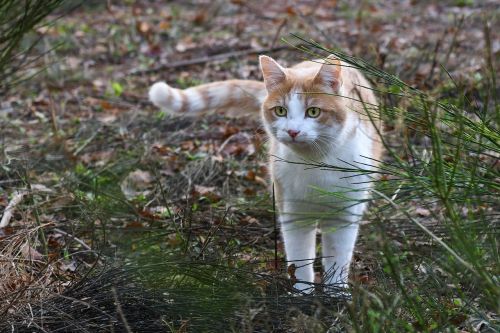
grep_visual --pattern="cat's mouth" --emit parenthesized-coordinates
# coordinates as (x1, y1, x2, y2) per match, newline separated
(281, 138, 310, 146)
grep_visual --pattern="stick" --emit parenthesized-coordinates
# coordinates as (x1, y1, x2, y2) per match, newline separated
(112, 287, 133, 333)
(216, 132, 251, 155)
(1, 185, 53, 228)
(273, 183, 278, 271)
(0, 190, 27, 228)
(128, 45, 294, 76)
(53, 227, 92, 251)
(270, 18, 288, 49)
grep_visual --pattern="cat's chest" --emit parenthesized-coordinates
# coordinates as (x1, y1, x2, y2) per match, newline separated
(271, 138, 371, 201)
(274, 160, 349, 196)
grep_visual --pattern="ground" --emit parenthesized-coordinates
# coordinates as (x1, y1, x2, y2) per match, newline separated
(0, 0, 498, 332)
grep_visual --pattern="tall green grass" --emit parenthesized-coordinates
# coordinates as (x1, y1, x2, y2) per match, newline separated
(0, 0, 67, 93)
(288, 35, 499, 332)
(1, 21, 498, 331)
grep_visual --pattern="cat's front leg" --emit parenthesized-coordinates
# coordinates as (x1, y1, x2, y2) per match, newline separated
(320, 196, 368, 293)
(320, 220, 359, 290)
(280, 215, 317, 293)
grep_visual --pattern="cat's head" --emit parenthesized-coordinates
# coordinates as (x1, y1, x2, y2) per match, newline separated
(259, 55, 349, 152)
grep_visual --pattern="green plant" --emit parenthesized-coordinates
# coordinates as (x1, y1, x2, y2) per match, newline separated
(0, 0, 68, 93)
(288, 34, 499, 332)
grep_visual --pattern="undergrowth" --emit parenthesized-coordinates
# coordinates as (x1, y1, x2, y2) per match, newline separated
(0, 2, 498, 332)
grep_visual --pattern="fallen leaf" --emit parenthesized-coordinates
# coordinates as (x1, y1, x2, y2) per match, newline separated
(240, 216, 260, 225)
(59, 260, 77, 272)
(222, 125, 239, 139)
(192, 12, 206, 25)
(158, 21, 171, 30)
(136, 21, 151, 36)
(245, 170, 255, 181)
(120, 170, 154, 200)
(285, 6, 296, 16)
(287, 263, 297, 284)
(416, 207, 431, 217)
(193, 185, 221, 202)
(20, 243, 43, 261)
(125, 220, 143, 228)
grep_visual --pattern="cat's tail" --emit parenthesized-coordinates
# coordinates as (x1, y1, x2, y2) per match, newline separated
(148, 80, 266, 116)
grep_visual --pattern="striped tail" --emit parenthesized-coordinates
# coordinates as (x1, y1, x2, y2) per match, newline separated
(148, 79, 266, 116)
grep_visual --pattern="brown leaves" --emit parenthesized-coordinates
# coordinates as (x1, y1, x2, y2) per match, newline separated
(80, 150, 114, 167)
(222, 124, 239, 139)
(193, 185, 221, 203)
(415, 207, 431, 217)
(136, 21, 151, 37)
(20, 242, 43, 261)
(287, 263, 297, 285)
(120, 170, 154, 200)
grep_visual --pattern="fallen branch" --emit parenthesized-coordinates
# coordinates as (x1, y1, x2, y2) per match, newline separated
(0, 190, 27, 228)
(128, 45, 295, 76)
(0, 185, 53, 228)
(53, 227, 92, 251)
(216, 132, 252, 155)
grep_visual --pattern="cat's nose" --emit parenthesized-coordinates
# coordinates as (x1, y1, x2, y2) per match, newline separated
(287, 129, 300, 138)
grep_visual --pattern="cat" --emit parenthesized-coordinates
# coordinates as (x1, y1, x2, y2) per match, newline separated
(149, 55, 382, 293)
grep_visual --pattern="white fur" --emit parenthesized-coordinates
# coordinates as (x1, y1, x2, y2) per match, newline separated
(169, 87, 182, 111)
(259, 55, 286, 90)
(270, 90, 375, 292)
(148, 82, 171, 109)
(207, 84, 233, 109)
(184, 88, 205, 112)
(149, 81, 184, 112)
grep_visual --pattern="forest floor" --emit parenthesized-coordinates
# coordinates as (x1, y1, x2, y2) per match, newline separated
(1, 0, 498, 332)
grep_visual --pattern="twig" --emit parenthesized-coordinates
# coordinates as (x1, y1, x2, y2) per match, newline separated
(426, 31, 445, 85)
(270, 18, 288, 49)
(112, 287, 133, 333)
(52, 227, 92, 251)
(273, 183, 278, 271)
(216, 132, 252, 155)
(295, 7, 338, 49)
(0, 190, 27, 228)
(48, 93, 59, 141)
(128, 45, 294, 76)
(73, 128, 101, 156)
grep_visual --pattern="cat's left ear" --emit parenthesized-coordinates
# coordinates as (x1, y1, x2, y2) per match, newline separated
(314, 55, 342, 92)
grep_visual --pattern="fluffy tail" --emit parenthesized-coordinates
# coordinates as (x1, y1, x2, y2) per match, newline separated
(148, 79, 266, 116)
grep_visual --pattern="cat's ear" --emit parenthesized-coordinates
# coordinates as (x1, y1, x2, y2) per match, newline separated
(314, 56, 342, 92)
(259, 55, 286, 91)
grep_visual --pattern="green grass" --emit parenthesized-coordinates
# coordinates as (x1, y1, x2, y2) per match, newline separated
(1, 2, 498, 331)
(286, 35, 499, 332)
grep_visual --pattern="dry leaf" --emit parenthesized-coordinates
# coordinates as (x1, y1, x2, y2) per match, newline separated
(120, 170, 153, 200)
(136, 21, 151, 35)
(416, 207, 431, 217)
(193, 185, 221, 202)
(20, 243, 43, 261)
(287, 264, 297, 284)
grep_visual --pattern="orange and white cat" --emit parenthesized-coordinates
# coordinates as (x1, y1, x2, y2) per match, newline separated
(149, 55, 382, 293)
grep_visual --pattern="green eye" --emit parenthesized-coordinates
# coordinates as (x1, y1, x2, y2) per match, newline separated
(306, 107, 321, 118)
(273, 106, 287, 117)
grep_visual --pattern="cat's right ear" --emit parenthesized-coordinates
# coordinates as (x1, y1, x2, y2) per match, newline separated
(259, 55, 286, 91)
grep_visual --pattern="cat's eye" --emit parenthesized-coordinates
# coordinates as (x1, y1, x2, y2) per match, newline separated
(306, 107, 321, 118)
(273, 106, 287, 117)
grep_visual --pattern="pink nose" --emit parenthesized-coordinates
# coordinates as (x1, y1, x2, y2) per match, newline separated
(287, 129, 300, 138)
